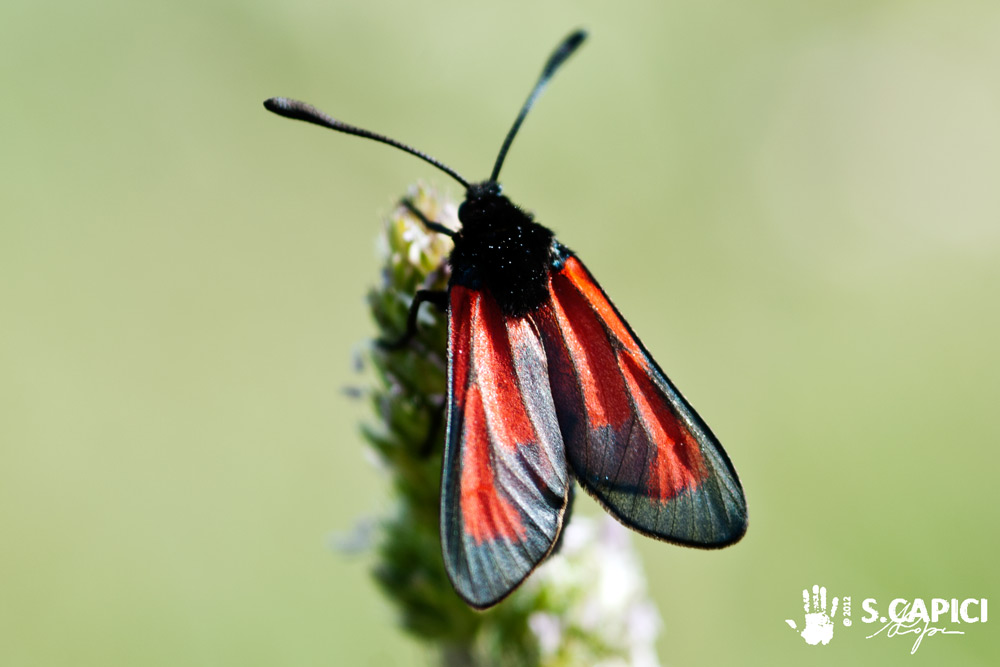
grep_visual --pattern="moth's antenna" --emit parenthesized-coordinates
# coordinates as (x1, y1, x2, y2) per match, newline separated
(263, 97, 471, 189)
(489, 29, 587, 184)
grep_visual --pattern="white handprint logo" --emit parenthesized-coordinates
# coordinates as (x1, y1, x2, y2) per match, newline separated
(786, 585, 839, 645)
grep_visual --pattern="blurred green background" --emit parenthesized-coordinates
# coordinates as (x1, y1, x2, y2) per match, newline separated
(3, 0, 999, 664)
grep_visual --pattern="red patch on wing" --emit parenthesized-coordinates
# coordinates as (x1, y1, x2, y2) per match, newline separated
(549, 272, 631, 430)
(453, 288, 535, 543)
(560, 257, 642, 357)
(470, 291, 536, 451)
(458, 382, 528, 544)
(618, 352, 706, 500)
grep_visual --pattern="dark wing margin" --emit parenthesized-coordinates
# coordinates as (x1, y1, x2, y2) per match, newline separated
(537, 255, 748, 547)
(441, 285, 570, 608)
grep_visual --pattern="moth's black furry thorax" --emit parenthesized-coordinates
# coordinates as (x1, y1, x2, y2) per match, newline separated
(450, 181, 555, 317)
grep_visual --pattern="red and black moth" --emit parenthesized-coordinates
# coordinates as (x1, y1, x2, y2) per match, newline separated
(265, 29, 747, 609)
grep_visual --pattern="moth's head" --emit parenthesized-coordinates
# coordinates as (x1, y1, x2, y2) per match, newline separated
(459, 181, 511, 227)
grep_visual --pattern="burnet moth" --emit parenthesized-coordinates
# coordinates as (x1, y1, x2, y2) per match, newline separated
(265, 29, 747, 609)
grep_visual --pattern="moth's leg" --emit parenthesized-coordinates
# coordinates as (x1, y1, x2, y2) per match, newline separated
(400, 198, 455, 237)
(377, 289, 449, 350)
